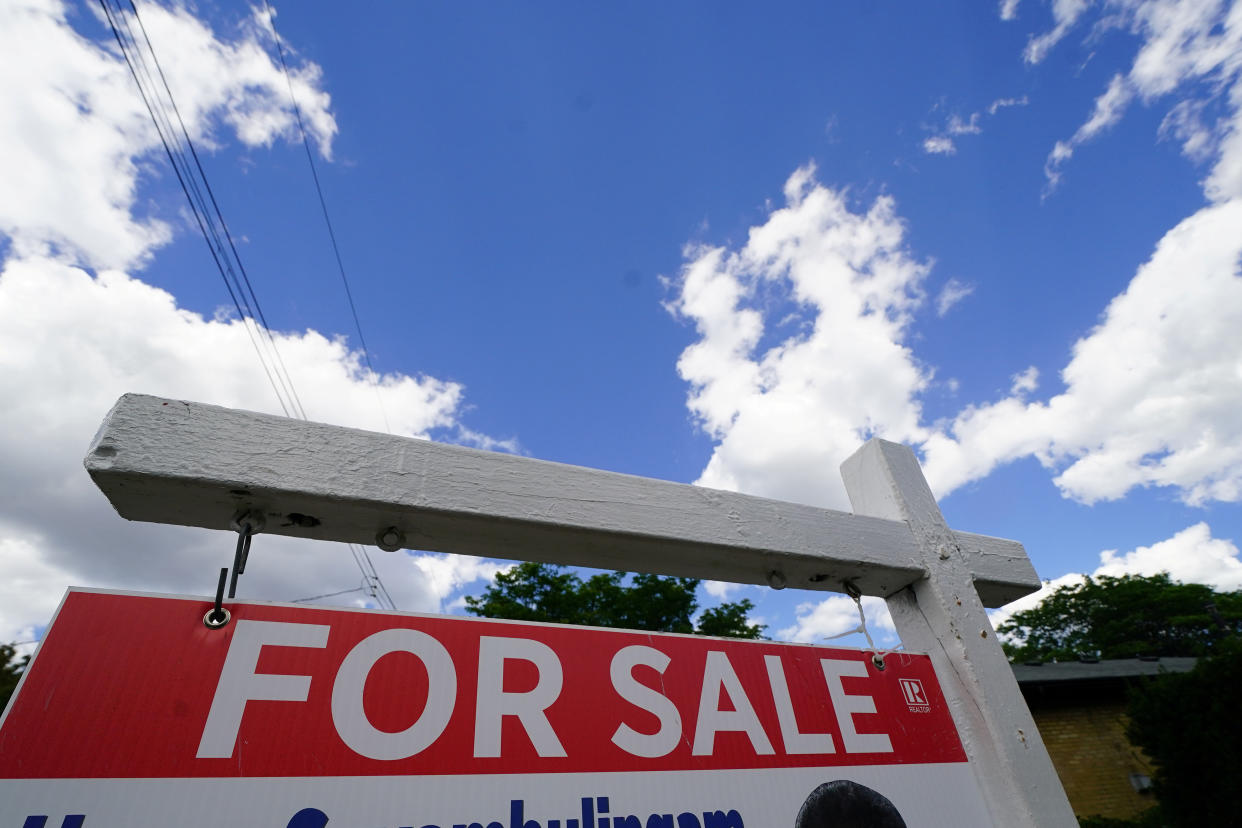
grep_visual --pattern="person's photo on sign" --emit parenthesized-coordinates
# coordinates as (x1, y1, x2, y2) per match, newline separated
(794, 780, 906, 828)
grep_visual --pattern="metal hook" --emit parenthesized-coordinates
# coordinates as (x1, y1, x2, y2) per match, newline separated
(226, 510, 264, 599)
(228, 527, 253, 599)
(204, 567, 231, 629)
(207, 511, 263, 627)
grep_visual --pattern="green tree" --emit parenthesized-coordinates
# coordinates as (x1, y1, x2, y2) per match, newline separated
(696, 599, 764, 639)
(465, 562, 764, 638)
(997, 573, 1242, 663)
(1122, 638, 1242, 827)
(1, 642, 29, 712)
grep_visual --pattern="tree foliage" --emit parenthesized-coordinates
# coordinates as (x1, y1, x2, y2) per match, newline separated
(997, 573, 1242, 663)
(1, 642, 29, 712)
(1122, 638, 1242, 827)
(465, 562, 764, 639)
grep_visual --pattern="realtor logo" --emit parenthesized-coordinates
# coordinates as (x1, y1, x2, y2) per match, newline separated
(899, 678, 930, 712)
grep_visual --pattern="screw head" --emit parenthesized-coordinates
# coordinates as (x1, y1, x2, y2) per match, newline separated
(375, 526, 405, 552)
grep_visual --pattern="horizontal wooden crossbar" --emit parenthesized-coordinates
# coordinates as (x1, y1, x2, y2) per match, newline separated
(85, 394, 1039, 606)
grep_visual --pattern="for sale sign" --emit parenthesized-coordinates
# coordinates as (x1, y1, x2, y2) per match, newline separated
(1, 589, 991, 826)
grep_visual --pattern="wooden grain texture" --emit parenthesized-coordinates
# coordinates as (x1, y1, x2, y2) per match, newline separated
(85, 395, 1039, 603)
(843, 439, 1077, 827)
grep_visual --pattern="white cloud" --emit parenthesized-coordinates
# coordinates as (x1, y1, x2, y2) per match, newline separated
(453, 425, 522, 455)
(1039, 1, 1242, 194)
(991, 523, 1231, 648)
(670, 147, 1242, 513)
(1080, 73, 1136, 138)
(0, 536, 74, 647)
(769, 521, 1233, 650)
(923, 135, 957, 155)
(1095, 522, 1242, 587)
(923, 197, 1242, 505)
(1124, 0, 1239, 99)
(410, 554, 513, 613)
(1024, 0, 1092, 65)
(1, 257, 464, 435)
(988, 572, 1088, 632)
(1159, 99, 1216, 162)
(123, 3, 337, 158)
(665, 164, 931, 510)
(921, 1, 1242, 507)
(923, 96, 1027, 157)
(1009, 366, 1039, 395)
(948, 113, 982, 135)
(778, 595, 895, 645)
(1, 0, 168, 269)
(0, 0, 336, 271)
(987, 95, 1030, 114)
(703, 580, 744, 600)
(658, 0, 1242, 625)
(0, 1, 494, 644)
(990, 522, 1242, 630)
(0, 256, 478, 643)
(1045, 73, 1134, 191)
(935, 278, 975, 316)
(1000, 0, 1022, 22)
(672, 27, 1242, 546)
(1206, 70, 1242, 201)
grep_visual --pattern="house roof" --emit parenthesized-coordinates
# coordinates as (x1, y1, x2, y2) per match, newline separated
(1012, 657, 1198, 684)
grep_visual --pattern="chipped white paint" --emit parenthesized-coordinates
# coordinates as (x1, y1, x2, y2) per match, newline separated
(843, 440, 1076, 827)
(85, 395, 1039, 603)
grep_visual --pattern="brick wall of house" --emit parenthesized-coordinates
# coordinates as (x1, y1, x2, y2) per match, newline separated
(1028, 700, 1155, 820)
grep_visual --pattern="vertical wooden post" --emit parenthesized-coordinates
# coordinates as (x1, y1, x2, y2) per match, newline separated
(842, 439, 1076, 827)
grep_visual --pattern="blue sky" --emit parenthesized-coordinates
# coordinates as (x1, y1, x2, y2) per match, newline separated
(2, 0, 1241, 649)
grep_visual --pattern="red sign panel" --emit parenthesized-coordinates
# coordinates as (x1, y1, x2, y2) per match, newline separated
(0, 589, 990, 826)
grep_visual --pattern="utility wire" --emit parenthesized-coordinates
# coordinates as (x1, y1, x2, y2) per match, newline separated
(121, 0, 307, 420)
(261, 1, 399, 611)
(101, 0, 399, 610)
(292, 585, 367, 603)
(100, 0, 306, 420)
(129, 2, 305, 420)
(98, 1, 285, 412)
(261, 0, 391, 434)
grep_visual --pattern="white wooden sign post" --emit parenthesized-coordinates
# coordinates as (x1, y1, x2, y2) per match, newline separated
(82, 393, 1076, 826)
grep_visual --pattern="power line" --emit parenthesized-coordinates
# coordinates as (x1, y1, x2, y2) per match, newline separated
(101, 0, 399, 610)
(261, 1, 400, 610)
(361, 545, 398, 610)
(291, 584, 367, 603)
(261, 0, 391, 434)
(126, 2, 305, 420)
(125, 0, 307, 420)
(99, 0, 305, 419)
